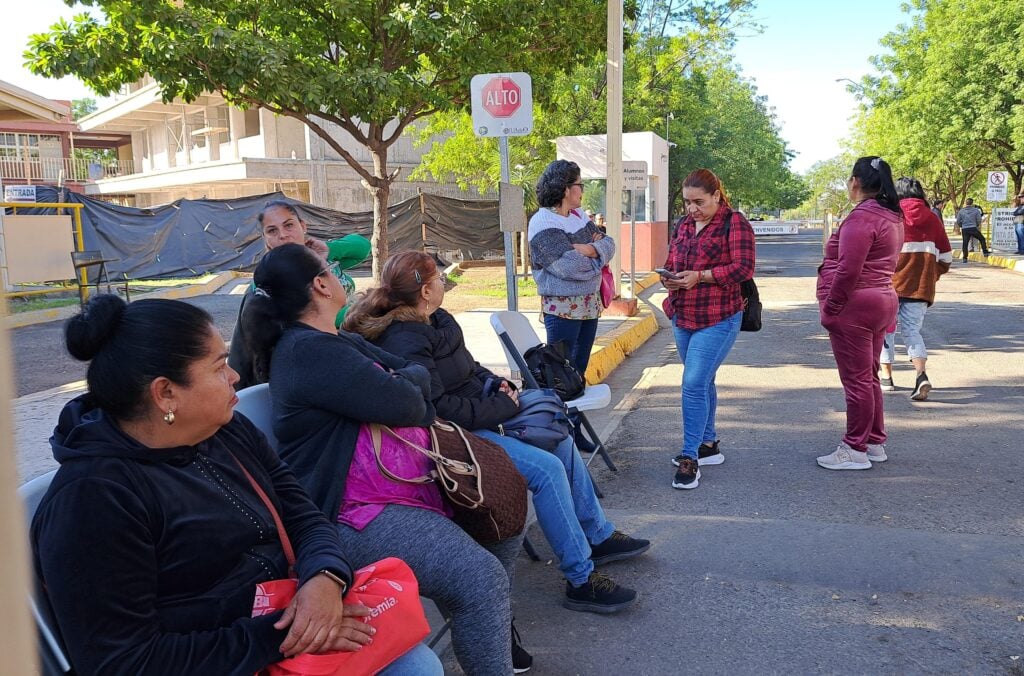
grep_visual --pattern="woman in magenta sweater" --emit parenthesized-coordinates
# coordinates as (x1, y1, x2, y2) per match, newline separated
(816, 157, 903, 470)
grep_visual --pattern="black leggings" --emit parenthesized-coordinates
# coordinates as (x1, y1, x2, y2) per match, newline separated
(962, 227, 988, 258)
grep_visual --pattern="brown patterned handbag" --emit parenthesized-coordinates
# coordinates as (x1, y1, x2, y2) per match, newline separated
(370, 420, 528, 544)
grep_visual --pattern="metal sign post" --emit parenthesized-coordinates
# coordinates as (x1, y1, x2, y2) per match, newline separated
(471, 72, 533, 311)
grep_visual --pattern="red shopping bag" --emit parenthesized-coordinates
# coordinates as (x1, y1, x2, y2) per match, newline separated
(255, 557, 430, 676)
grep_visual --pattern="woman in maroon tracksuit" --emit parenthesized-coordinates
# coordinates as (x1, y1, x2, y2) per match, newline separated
(816, 156, 903, 471)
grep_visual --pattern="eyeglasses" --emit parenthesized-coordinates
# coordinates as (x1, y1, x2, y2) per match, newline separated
(569, 182, 585, 190)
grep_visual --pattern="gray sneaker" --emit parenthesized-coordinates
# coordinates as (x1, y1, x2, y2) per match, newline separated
(866, 443, 887, 462)
(817, 443, 871, 470)
(880, 377, 896, 392)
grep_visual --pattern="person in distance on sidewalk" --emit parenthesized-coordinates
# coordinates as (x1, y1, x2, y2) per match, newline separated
(661, 169, 756, 489)
(345, 251, 648, 617)
(816, 157, 902, 470)
(878, 177, 951, 402)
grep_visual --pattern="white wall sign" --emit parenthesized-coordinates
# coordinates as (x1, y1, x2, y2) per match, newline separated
(987, 171, 1008, 202)
(752, 221, 800, 236)
(990, 208, 1016, 250)
(470, 73, 534, 138)
(3, 185, 38, 203)
(622, 161, 648, 191)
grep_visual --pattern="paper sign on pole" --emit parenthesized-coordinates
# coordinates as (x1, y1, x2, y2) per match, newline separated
(987, 171, 1008, 202)
(622, 161, 648, 191)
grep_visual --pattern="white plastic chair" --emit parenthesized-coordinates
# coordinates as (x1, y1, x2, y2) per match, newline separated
(489, 311, 617, 472)
(234, 383, 280, 451)
(19, 470, 74, 675)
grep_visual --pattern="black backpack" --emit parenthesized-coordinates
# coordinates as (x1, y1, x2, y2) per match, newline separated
(724, 211, 762, 332)
(523, 341, 586, 401)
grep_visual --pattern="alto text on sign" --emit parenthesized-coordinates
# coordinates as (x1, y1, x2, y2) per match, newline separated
(471, 73, 533, 138)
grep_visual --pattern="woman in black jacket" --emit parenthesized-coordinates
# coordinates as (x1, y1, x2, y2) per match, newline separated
(241, 243, 525, 676)
(33, 295, 441, 676)
(345, 251, 652, 615)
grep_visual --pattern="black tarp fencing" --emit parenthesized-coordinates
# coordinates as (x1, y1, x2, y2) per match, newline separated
(18, 186, 502, 280)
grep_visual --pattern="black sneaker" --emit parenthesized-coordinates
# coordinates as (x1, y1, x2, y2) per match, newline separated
(590, 530, 651, 565)
(697, 440, 724, 466)
(563, 572, 638, 614)
(673, 441, 724, 466)
(511, 620, 532, 673)
(880, 376, 896, 391)
(672, 457, 700, 490)
(910, 372, 932, 401)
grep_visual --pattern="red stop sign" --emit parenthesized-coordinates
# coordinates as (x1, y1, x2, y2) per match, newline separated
(481, 77, 522, 118)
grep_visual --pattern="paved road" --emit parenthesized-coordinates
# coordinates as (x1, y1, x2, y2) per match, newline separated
(501, 230, 1024, 675)
(10, 287, 249, 397)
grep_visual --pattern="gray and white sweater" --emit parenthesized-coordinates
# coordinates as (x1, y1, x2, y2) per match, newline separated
(527, 208, 615, 297)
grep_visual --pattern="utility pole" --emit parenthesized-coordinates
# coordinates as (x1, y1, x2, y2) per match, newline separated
(607, 0, 623, 298)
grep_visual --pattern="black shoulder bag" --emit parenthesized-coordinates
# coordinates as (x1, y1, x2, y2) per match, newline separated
(723, 212, 762, 332)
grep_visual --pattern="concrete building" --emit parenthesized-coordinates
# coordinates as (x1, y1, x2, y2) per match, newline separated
(0, 79, 128, 194)
(78, 78, 469, 209)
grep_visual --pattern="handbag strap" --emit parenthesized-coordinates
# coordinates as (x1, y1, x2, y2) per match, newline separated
(228, 451, 296, 569)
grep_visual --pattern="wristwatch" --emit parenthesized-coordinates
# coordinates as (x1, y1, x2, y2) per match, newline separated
(317, 569, 348, 594)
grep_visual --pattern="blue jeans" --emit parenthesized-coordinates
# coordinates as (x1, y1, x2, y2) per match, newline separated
(379, 643, 444, 676)
(543, 314, 600, 375)
(880, 299, 929, 363)
(1015, 221, 1024, 253)
(476, 430, 614, 586)
(672, 312, 742, 460)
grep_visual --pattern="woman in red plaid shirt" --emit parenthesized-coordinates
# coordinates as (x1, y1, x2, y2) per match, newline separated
(661, 169, 756, 490)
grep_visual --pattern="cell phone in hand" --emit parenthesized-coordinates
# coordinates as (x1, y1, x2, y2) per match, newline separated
(654, 268, 672, 277)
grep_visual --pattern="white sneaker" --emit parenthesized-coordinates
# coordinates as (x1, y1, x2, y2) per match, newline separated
(866, 443, 887, 462)
(816, 443, 872, 470)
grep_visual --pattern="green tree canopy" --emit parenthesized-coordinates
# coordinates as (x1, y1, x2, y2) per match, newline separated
(28, 0, 606, 278)
(413, 1, 804, 221)
(854, 0, 1024, 204)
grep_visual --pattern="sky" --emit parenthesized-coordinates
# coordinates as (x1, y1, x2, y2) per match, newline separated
(2, 0, 910, 175)
(730, 0, 910, 173)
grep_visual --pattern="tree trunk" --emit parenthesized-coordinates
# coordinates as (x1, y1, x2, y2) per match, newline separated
(365, 147, 391, 283)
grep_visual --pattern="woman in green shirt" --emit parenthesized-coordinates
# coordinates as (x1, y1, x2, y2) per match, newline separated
(228, 200, 370, 388)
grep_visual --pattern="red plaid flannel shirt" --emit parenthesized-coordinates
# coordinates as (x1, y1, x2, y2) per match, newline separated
(662, 206, 756, 330)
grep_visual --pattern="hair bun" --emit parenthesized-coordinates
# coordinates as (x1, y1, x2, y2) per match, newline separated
(64, 294, 127, 361)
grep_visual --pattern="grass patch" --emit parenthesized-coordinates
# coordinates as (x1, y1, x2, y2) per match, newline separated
(6, 297, 80, 314)
(449, 268, 536, 298)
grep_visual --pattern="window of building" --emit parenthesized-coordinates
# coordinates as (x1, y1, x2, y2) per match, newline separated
(243, 107, 261, 138)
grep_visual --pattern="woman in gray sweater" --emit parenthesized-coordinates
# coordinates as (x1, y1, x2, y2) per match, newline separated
(528, 160, 615, 377)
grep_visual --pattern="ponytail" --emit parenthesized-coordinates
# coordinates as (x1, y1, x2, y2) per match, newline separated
(241, 243, 322, 383)
(851, 156, 901, 214)
(342, 251, 436, 331)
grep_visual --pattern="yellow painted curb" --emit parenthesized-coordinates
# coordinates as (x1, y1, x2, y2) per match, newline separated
(632, 271, 662, 293)
(584, 305, 660, 384)
(965, 251, 1024, 273)
(3, 271, 244, 329)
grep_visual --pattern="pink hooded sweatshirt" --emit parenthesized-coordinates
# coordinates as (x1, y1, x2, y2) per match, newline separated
(817, 199, 903, 316)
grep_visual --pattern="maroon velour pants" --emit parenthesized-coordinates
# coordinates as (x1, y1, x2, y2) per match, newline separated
(822, 288, 898, 451)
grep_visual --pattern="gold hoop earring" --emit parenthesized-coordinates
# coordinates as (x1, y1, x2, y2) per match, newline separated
(163, 409, 175, 425)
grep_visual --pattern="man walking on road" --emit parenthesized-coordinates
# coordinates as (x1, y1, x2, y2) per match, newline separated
(955, 198, 989, 260)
